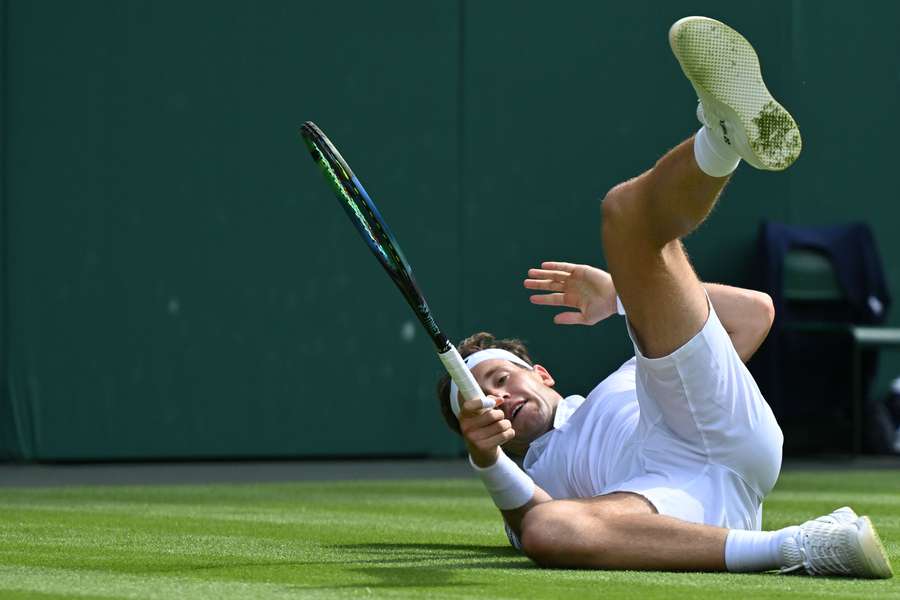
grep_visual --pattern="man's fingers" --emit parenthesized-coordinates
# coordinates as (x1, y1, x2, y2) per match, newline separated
(461, 409, 506, 432)
(541, 261, 578, 273)
(467, 418, 513, 442)
(470, 427, 517, 450)
(553, 311, 587, 325)
(527, 268, 570, 281)
(490, 428, 517, 448)
(529, 293, 577, 307)
(530, 293, 564, 306)
(523, 278, 565, 292)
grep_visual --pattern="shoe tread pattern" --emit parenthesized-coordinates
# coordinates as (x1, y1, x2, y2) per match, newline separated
(669, 16, 801, 170)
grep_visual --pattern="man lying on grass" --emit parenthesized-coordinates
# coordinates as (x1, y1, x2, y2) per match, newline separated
(436, 16, 892, 578)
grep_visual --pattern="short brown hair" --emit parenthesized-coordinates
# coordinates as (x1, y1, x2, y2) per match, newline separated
(436, 332, 534, 434)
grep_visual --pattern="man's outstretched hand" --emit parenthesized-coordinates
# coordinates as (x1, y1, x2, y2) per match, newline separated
(524, 261, 618, 325)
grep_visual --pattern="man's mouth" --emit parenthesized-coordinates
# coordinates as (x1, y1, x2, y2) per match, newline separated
(511, 400, 527, 421)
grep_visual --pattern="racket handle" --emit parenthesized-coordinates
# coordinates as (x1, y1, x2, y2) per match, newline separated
(438, 345, 494, 418)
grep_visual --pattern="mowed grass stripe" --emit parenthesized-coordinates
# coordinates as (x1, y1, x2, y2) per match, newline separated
(0, 565, 370, 600)
(0, 500, 496, 536)
(0, 562, 892, 600)
(0, 472, 898, 599)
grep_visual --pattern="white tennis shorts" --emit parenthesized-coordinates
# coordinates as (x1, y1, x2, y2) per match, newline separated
(617, 296, 784, 530)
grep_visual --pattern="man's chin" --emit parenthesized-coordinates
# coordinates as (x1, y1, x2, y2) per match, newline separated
(502, 438, 529, 458)
(517, 414, 551, 442)
(504, 426, 547, 457)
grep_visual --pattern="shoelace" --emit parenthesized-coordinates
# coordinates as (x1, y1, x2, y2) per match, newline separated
(801, 531, 843, 575)
(799, 521, 864, 576)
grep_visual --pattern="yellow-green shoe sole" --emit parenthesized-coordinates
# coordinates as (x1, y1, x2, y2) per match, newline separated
(669, 16, 802, 171)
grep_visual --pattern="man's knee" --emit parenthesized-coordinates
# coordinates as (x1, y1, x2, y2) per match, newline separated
(601, 182, 661, 253)
(600, 183, 635, 236)
(520, 501, 611, 567)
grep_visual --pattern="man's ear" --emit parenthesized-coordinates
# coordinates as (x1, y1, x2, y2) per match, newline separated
(532, 364, 555, 387)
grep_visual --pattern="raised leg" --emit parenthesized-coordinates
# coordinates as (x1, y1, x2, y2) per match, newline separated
(601, 137, 728, 358)
(604, 14, 802, 358)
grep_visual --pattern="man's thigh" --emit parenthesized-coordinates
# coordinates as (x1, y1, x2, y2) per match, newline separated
(578, 491, 658, 517)
(522, 493, 657, 538)
(602, 189, 708, 359)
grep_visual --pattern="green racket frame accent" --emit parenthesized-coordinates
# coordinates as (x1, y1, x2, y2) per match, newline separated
(300, 121, 448, 352)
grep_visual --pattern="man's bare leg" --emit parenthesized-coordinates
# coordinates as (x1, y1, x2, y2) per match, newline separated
(601, 137, 726, 358)
(521, 496, 727, 571)
(519, 494, 891, 577)
(603, 13, 801, 357)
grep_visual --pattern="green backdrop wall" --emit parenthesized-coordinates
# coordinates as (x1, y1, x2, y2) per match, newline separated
(1, 0, 898, 461)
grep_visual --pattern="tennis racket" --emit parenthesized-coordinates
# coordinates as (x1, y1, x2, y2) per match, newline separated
(300, 121, 489, 417)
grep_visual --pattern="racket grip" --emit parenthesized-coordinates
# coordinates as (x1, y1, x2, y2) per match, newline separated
(438, 345, 493, 418)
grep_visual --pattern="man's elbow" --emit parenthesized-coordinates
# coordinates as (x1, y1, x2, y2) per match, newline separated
(732, 292, 775, 362)
(738, 292, 774, 361)
(755, 291, 775, 336)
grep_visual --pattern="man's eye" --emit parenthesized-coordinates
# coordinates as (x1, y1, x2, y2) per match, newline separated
(498, 374, 508, 385)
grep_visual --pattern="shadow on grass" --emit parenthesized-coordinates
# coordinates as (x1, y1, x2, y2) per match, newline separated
(297, 544, 531, 592)
(139, 542, 527, 576)
(131, 542, 529, 594)
(295, 566, 477, 591)
(337, 542, 523, 561)
(345, 542, 528, 565)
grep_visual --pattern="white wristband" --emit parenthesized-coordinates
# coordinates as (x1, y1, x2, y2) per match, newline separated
(616, 295, 626, 316)
(469, 451, 535, 510)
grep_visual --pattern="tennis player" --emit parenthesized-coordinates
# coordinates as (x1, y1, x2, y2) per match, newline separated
(437, 16, 892, 577)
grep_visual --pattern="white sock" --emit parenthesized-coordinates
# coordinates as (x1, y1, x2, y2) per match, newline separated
(693, 125, 740, 177)
(724, 526, 800, 572)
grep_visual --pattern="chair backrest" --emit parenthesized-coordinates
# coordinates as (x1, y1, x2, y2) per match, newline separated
(783, 248, 844, 302)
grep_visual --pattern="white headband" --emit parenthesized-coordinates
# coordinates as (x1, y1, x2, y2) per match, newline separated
(449, 348, 533, 416)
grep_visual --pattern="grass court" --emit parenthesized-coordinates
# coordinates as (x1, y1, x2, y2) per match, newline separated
(1, 467, 899, 599)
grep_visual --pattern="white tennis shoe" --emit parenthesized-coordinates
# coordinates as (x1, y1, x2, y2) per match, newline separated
(779, 507, 893, 578)
(669, 16, 802, 171)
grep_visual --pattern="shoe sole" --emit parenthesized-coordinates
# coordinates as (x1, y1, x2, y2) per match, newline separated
(669, 16, 802, 171)
(857, 516, 894, 579)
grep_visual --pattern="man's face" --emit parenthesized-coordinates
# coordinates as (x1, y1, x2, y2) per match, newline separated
(470, 359, 563, 448)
